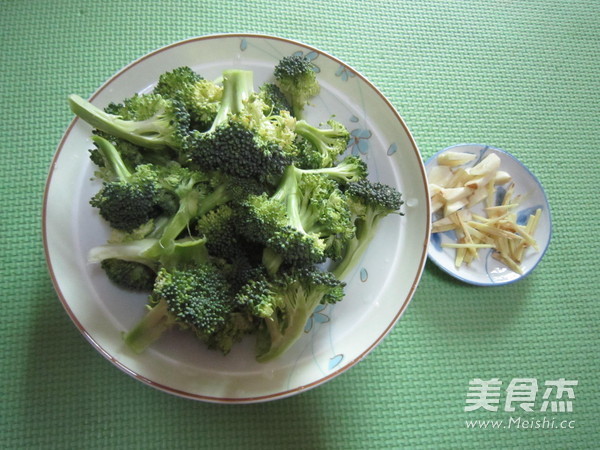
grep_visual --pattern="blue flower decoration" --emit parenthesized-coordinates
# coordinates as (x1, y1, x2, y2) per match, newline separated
(291, 50, 321, 73)
(328, 354, 344, 370)
(348, 128, 372, 155)
(335, 65, 356, 81)
(304, 304, 330, 333)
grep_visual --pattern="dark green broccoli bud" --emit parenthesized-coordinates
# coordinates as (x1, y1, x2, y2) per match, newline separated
(123, 264, 237, 354)
(190, 121, 291, 182)
(294, 119, 350, 168)
(68, 93, 192, 152)
(88, 136, 176, 232)
(153, 266, 233, 335)
(332, 179, 404, 280)
(196, 205, 240, 260)
(258, 82, 293, 116)
(239, 166, 355, 274)
(100, 258, 156, 291)
(346, 178, 404, 212)
(273, 55, 320, 118)
(203, 311, 259, 355)
(237, 267, 345, 362)
(187, 70, 296, 183)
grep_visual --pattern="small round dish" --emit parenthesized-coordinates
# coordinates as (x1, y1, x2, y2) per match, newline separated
(425, 144, 551, 286)
(43, 34, 430, 403)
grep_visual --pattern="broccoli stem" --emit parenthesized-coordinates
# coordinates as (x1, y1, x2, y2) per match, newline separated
(157, 188, 202, 249)
(280, 166, 304, 232)
(257, 303, 313, 363)
(91, 135, 132, 180)
(294, 120, 340, 152)
(262, 247, 284, 276)
(299, 158, 366, 184)
(68, 95, 171, 150)
(208, 70, 254, 132)
(332, 211, 379, 280)
(123, 299, 176, 353)
(88, 238, 161, 271)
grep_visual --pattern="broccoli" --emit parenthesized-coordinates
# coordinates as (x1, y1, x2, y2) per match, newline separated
(240, 165, 355, 274)
(332, 179, 404, 280)
(68, 92, 191, 152)
(88, 136, 178, 232)
(273, 55, 320, 118)
(258, 82, 293, 116)
(153, 66, 204, 98)
(124, 260, 256, 354)
(88, 236, 210, 273)
(195, 204, 263, 264)
(100, 258, 156, 291)
(298, 155, 368, 185)
(153, 66, 223, 130)
(294, 119, 350, 168)
(187, 69, 296, 182)
(236, 267, 345, 362)
(71, 62, 406, 362)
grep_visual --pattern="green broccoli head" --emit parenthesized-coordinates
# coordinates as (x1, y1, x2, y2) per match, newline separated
(294, 119, 350, 169)
(88, 137, 178, 232)
(186, 70, 297, 183)
(153, 66, 223, 130)
(100, 258, 156, 291)
(239, 267, 345, 362)
(239, 166, 357, 273)
(258, 82, 293, 116)
(332, 179, 404, 280)
(151, 265, 234, 336)
(346, 178, 404, 219)
(153, 66, 204, 98)
(273, 55, 320, 118)
(188, 121, 292, 182)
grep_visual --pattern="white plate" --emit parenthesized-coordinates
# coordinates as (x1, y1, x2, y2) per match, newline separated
(43, 34, 430, 403)
(425, 144, 551, 286)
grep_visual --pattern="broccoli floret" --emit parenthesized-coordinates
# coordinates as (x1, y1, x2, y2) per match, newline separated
(299, 155, 368, 185)
(88, 136, 177, 232)
(240, 165, 355, 274)
(332, 179, 404, 280)
(195, 204, 263, 264)
(153, 66, 204, 98)
(207, 312, 259, 354)
(124, 264, 240, 354)
(294, 119, 350, 168)
(187, 70, 296, 183)
(236, 267, 345, 362)
(153, 66, 223, 130)
(258, 82, 293, 116)
(273, 55, 320, 118)
(100, 259, 156, 291)
(68, 93, 191, 152)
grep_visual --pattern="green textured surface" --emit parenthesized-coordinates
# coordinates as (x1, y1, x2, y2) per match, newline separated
(2, 0, 599, 448)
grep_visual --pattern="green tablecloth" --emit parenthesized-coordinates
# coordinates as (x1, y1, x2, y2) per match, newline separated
(2, 1, 598, 448)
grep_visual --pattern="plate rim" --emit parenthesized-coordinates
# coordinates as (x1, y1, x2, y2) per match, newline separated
(425, 143, 552, 287)
(42, 33, 430, 403)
